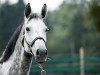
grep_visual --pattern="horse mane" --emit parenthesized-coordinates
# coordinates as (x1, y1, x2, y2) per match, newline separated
(0, 22, 23, 63)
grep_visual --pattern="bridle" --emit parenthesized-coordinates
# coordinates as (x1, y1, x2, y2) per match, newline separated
(22, 33, 46, 54)
(25, 36, 45, 48)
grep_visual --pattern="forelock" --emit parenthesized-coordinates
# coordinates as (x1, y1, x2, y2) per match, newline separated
(28, 13, 41, 21)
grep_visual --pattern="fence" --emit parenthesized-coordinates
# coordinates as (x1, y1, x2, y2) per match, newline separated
(30, 57, 100, 75)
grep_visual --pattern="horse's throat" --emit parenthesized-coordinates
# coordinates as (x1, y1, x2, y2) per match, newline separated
(20, 50, 33, 75)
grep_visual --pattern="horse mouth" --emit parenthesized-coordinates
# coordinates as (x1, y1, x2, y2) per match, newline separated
(36, 59, 46, 64)
(35, 56, 47, 64)
(37, 61, 44, 64)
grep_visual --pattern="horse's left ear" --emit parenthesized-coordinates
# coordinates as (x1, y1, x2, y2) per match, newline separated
(41, 4, 47, 18)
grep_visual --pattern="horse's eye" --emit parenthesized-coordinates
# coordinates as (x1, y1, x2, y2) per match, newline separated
(26, 27, 30, 31)
(45, 28, 49, 32)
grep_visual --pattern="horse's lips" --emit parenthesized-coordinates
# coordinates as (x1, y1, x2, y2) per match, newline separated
(31, 51, 47, 63)
(37, 61, 44, 64)
(35, 56, 47, 64)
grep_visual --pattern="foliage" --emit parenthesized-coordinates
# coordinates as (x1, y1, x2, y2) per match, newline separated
(46, 2, 78, 52)
(0, 0, 100, 75)
(87, 0, 100, 32)
(0, 0, 25, 55)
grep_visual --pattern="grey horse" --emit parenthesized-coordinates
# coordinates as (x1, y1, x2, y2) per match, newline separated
(0, 3, 48, 75)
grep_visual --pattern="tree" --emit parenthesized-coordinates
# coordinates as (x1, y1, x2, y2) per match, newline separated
(0, 0, 25, 55)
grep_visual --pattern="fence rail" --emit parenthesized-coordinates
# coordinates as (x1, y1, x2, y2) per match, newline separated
(30, 57, 100, 73)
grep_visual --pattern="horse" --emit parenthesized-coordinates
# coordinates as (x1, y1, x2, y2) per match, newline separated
(0, 3, 48, 75)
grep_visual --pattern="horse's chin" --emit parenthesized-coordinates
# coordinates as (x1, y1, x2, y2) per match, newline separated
(36, 61, 44, 64)
(36, 59, 46, 64)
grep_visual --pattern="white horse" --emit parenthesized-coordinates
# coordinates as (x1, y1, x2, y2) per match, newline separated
(0, 3, 48, 75)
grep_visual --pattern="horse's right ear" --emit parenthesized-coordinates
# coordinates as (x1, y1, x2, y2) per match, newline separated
(25, 3, 31, 18)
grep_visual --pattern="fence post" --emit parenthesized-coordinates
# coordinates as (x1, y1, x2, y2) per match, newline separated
(80, 47, 85, 75)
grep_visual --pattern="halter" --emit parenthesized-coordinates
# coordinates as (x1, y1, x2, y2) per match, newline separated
(25, 36, 45, 48)
(22, 34, 46, 75)
(22, 34, 45, 53)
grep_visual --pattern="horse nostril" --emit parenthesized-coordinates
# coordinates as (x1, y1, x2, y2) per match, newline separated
(36, 49, 47, 56)
(26, 27, 30, 31)
(46, 50, 47, 55)
(36, 50, 39, 55)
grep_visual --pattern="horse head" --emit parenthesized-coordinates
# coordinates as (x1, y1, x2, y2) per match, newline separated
(23, 3, 49, 64)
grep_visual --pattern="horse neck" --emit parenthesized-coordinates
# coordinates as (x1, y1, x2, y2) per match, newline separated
(16, 25, 33, 75)
(9, 25, 33, 75)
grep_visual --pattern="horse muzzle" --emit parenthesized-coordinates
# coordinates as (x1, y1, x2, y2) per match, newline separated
(35, 49, 47, 63)
(31, 38, 48, 63)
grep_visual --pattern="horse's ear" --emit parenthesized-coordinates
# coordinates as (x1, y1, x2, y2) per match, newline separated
(41, 4, 47, 18)
(25, 3, 31, 18)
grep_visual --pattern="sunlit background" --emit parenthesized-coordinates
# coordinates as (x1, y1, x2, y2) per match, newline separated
(0, 0, 100, 75)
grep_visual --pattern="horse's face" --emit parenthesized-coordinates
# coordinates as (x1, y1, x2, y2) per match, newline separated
(24, 3, 48, 63)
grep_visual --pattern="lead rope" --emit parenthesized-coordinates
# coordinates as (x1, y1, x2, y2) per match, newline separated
(38, 63, 46, 75)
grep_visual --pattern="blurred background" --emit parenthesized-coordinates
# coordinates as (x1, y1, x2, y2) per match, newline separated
(0, 0, 100, 75)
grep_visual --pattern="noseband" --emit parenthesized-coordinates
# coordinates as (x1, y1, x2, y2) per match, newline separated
(25, 36, 45, 47)
(22, 35, 45, 53)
